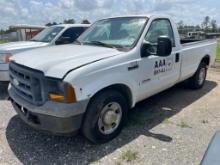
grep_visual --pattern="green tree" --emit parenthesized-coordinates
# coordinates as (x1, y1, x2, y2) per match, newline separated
(63, 19, 75, 24)
(202, 16, 211, 32)
(81, 19, 90, 24)
(210, 19, 217, 32)
(195, 25, 201, 31)
(177, 20, 184, 29)
(3, 27, 16, 34)
(45, 22, 57, 26)
(0, 29, 5, 35)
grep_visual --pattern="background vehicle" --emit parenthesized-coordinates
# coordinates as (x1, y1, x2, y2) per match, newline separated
(8, 14, 216, 143)
(187, 31, 206, 40)
(201, 131, 220, 165)
(0, 24, 90, 82)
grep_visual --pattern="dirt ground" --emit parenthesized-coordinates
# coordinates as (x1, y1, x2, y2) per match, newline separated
(0, 69, 220, 165)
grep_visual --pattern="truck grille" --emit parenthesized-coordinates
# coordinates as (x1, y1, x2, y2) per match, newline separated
(9, 62, 45, 105)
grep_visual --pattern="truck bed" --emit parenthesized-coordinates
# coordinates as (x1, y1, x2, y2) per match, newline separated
(181, 38, 208, 45)
(179, 39, 217, 82)
(181, 39, 216, 47)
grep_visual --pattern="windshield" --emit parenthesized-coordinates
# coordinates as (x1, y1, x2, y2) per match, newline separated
(30, 26, 64, 43)
(77, 17, 148, 49)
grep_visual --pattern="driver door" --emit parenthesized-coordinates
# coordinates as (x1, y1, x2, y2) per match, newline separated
(137, 19, 180, 101)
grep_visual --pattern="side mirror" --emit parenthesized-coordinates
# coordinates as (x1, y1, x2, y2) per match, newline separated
(141, 36, 172, 58)
(55, 37, 72, 45)
(157, 36, 172, 57)
(141, 41, 157, 57)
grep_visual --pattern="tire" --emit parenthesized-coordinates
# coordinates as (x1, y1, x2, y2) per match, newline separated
(188, 62, 207, 89)
(82, 89, 128, 144)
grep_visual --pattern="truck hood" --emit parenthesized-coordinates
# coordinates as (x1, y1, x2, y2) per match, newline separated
(11, 44, 121, 78)
(0, 41, 49, 53)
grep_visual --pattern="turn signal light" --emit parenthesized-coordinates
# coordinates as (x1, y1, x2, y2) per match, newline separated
(66, 83, 77, 103)
(49, 94, 65, 102)
(3, 53, 12, 63)
(48, 83, 76, 103)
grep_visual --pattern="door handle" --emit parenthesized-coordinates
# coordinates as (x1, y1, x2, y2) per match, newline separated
(175, 53, 180, 63)
(128, 61, 139, 71)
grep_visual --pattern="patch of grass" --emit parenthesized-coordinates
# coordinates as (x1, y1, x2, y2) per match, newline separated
(121, 150, 138, 162)
(177, 121, 192, 128)
(163, 118, 174, 124)
(217, 42, 220, 60)
(0, 40, 7, 44)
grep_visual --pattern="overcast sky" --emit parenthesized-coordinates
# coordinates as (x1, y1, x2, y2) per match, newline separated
(0, 0, 220, 29)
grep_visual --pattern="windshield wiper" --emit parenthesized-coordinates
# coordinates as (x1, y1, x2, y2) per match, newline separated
(30, 39, 38, 42)
(30, 39, 48, 43)
(74, 39, 82, 45)
(84, 41, 116, 49)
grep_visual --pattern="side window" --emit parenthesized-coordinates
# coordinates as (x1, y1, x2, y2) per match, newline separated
(61, 27, 85, 42)
(145, 19, 175, 51)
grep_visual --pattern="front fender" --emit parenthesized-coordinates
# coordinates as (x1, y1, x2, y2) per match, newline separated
(66, 71, 138, 107)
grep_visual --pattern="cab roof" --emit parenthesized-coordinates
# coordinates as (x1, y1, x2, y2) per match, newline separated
(100, 14, 170, 20)
(51, 24, 90, 28)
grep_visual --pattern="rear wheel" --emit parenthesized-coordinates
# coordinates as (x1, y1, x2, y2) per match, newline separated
(188, 62, 207, 89)
(82, 89, 128, 144)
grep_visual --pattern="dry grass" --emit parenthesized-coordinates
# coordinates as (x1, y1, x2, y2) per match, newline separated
(0, 40, 7, 44)
(217, 42, 220, 60)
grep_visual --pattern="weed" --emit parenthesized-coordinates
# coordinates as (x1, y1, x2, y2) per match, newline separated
(163, 118, 174, 124)
(177, 121, 192, 128)
(121, 150, 138, 162)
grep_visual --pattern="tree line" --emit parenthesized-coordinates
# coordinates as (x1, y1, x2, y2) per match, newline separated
(45, 19, 90, 26)
(178, 16, 220, 34)
(0, 19, 91, 35)
(1, 16, 220, 35)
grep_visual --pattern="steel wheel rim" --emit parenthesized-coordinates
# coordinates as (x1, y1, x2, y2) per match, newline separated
(198, 68, 206, 85)
(98, 102, 122, 135)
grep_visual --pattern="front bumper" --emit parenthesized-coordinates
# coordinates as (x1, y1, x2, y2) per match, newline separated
(9, 86, 89, 134)
(0, 63, 9, 81)
(0, 70, 9, 81)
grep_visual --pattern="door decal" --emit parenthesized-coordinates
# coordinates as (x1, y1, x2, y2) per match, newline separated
(154, 57, 173, 75)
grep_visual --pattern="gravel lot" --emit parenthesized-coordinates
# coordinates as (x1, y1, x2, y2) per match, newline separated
(0, 69, 220, 165)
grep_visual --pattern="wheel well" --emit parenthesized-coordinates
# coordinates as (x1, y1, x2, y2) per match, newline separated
(201, 55, 210, 66)
(92, 84, 133, 108)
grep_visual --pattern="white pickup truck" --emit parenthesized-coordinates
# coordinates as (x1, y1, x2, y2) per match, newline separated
(8, 14, 217, 143)
(0, 24, 90, 82)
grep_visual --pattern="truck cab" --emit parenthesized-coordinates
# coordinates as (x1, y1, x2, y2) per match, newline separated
(0, 24, 90, 82)
(8, 14, 216, 143)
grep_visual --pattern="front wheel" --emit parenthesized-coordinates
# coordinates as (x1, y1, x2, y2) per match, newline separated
(188, 62, 207, 89)
(82, 89, 128, 144)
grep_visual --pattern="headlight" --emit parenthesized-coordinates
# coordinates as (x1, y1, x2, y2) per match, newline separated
(0, 53, 12, 64)
(46, 78, 76, 103)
